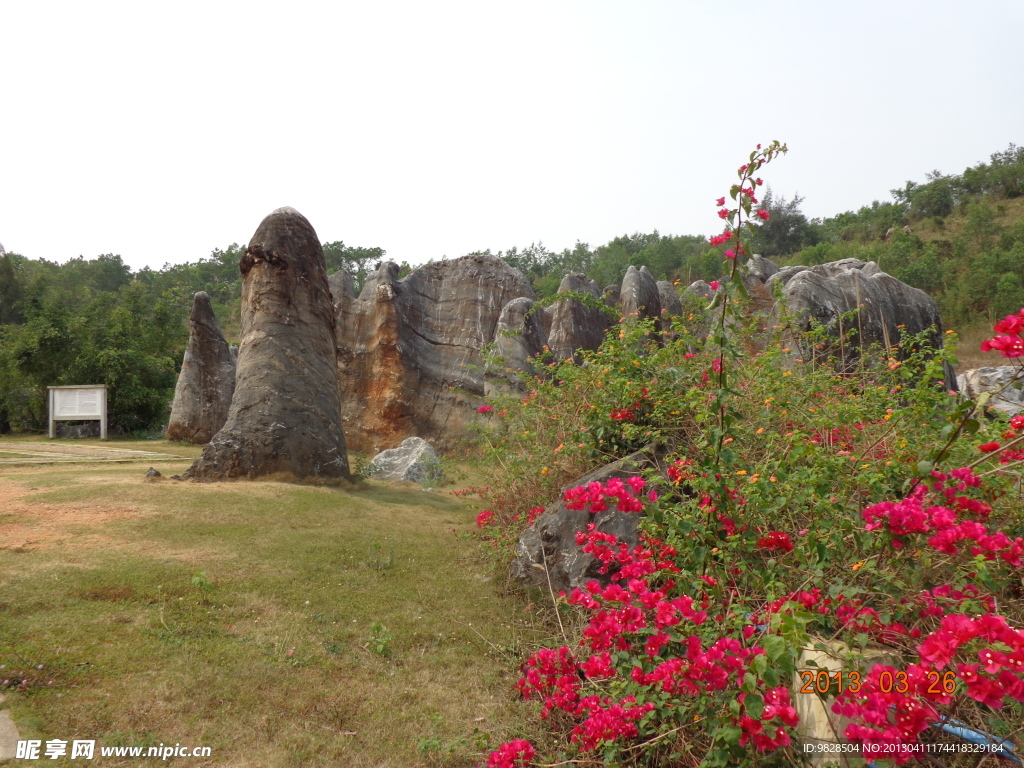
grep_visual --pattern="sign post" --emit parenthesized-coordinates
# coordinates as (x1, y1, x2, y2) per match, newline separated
(48, 385, 108, 440)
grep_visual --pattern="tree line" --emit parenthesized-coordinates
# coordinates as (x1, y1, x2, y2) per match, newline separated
(1, 142, 1021, 434)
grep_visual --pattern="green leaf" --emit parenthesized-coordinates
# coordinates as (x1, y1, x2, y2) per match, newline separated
(751, 654, 768, 676)
(917, 460, 934, 476)
(963, 418, 980, 435)
(744, 694, 764, 720)
(719, 724, 742, 745)
(742, 672, 758, 693)
(761, 634, 787, 661)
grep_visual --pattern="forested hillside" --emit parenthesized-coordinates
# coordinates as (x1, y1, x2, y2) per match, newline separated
(1, 143, 1021, 434)
(0, 243, 398, 434)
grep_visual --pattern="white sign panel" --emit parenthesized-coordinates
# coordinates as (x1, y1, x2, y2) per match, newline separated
(48, 385, 108, 439)
(55, 388, 103, 418)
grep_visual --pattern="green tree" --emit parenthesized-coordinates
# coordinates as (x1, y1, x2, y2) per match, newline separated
(749, 190, 819, 257)
(0, 252, 25, 324)
(322, 241, 386, 293)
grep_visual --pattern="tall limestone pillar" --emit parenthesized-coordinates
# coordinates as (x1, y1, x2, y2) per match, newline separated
(183, 207, 350, 480)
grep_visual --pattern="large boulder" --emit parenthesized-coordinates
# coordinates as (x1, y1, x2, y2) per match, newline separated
(776, 259, 956, 389)
(166, 292, 236, 444)
(657, 280, 683, 336)
(485, 296, 548, 396)
(367, 436, 442, 485)
(685, 280, 715, 300)
(746, 254, 779, 285)
(957, 366, 1024, 415)
(546, 274, 609, 363)
(603, 285, 620, 308)
(337, 254, 534, 453)
(182, 207, 349, 480)
(620, 265, 662, 321)
(614, 268, 663, 346)
(510, 447, 664, 593)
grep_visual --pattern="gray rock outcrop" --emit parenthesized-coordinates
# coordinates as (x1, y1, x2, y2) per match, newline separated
(337, 254, 534, 453)
(546, 274, 610, 363)
(166, 292, 236, 444)
(685, 280, 715, 299)
(367, 437, 443, 484)
(510, 447, 664, 593)
(620, 266, 662, 322)
(183, 207, 349, 481)
(485, 297, 548, 396)
(657, 280, 683, 330)
(775, 259, 955, 389)
(957, 367, 1024, 415)
(764, 265, 809, 292)
(746, 254, 780, 285)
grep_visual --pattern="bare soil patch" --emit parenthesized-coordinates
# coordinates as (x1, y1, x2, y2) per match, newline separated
(0, 479, 137, 552)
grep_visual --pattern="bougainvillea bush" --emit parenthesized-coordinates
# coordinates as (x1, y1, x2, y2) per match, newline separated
(475, 144, 1024, 767)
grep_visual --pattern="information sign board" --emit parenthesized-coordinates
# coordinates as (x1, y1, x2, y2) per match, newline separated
(48, 385, 108, 439)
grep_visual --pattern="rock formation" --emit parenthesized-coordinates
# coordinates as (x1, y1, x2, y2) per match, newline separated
(183, 207, 349, 480)
(336, 254, 533, 452)
(166, 292, 236, 444)
(657, 280, 683, 333)
(367, 437, 443, 484)
(510, 447, 665, 593)
(546, 274, 610, 363)
(957, 367, 1024, 415)
(685, 280, 715, 300)
(746, 254, 780, 285)
(620, 265, 662, 322)
(773, 259, 956, 390)
(485, 297, 548, 396)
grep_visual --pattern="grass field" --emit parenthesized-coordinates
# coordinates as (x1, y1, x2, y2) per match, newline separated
(0, 439, 537, 767)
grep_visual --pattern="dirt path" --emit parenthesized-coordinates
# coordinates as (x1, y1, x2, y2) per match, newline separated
(0, 442, 188, 465)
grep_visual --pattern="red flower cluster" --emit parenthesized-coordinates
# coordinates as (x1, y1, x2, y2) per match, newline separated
(564, 477, 647, 514)
(756, 531, 794, 553)
(981, 310, 1024, 357)
(574, 528, 680, 583)
(486, 739, 535, 768)
(477, 404, 496, 414)
(738, 687, 798, 751)
(609, 405, 637, 421)
(709, 229, 734, 247)
(476, 509, 494, 528)
(862, 468, 1024, 565)
(836, 613, 1024, 763)
(666, 457, 695, 485)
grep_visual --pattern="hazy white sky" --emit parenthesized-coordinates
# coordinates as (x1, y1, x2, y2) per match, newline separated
(2, 0, 1022, 271)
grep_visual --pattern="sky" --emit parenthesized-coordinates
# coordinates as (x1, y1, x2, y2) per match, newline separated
(2, 0, 1022, 272)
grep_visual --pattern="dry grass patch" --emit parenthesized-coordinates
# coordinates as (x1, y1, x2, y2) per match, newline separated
(0, 459, 539, 767)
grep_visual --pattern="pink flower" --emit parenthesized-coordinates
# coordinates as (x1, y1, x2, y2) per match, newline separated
(476, 510, 494, 528)
(708, 280, 720, 290)
(756, 210, 770, 221)
(994, 313, 1024, 335)
(487, 740, 535, 768)
(477, 405, 495, 414)
(724, 249, 736, 259)
(757, 531, 794, 553)
(717, 208, 729, 219)
(979, 442, 1001, 453)
(715, 196, 725, 206)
